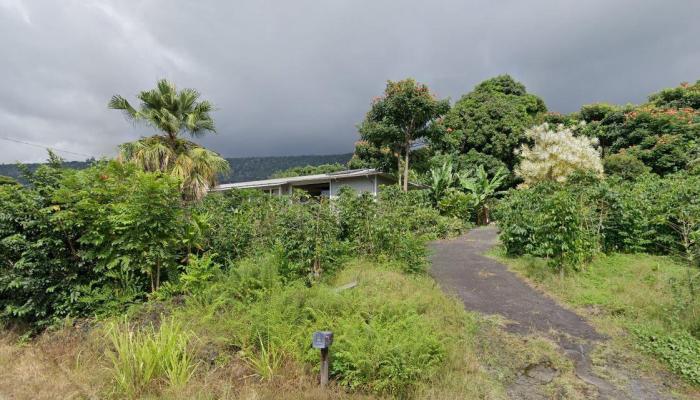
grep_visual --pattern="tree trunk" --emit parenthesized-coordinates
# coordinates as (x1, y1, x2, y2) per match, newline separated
(403, 141, 410, 192)
(396, 152, 402, 189)
(477, 206, 490, 225)
(155, 260, 161, 292)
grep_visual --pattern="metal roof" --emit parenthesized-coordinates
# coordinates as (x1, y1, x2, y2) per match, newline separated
(211, 168, 394, 191)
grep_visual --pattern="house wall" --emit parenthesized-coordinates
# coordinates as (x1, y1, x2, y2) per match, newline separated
(329, 176, 377, 197)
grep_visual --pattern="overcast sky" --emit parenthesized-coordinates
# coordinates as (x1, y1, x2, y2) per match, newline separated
(1, 0, 698, 163)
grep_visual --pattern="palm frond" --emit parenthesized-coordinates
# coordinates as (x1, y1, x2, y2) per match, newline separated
(111, 79, 216, 139)
(108, 95, 138, 119)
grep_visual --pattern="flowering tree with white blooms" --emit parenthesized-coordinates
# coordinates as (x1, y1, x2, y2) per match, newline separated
(515, 123, 603, 187)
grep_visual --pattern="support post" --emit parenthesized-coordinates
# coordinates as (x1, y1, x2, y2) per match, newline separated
(312, 331, 333, 388)
(320, 347, 329, 387)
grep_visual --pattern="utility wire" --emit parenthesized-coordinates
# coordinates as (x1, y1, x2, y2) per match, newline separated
(0, 136, 95, 158)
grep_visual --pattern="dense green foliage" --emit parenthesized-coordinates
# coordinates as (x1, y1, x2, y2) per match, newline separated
(554, 82, 700, 177)
(0, 156, 462, 330)
(166, 257, 478, 398)
(358, 79, 449, 191)
(602, 152, 651, 180)
(496, 171, 700, 382)
(496, 172, 700, 269)
(0, 176, 18, 186)
(428, 161, 506, 225)
(0, 154, 354, 184)
(495, 180, 598, 272)
(0, 161, 195, 328)
(428, 75, 547, 185)
(199, 185, 463, 278)
(270, 162, 347, 178)
(649, 80, 700, 110)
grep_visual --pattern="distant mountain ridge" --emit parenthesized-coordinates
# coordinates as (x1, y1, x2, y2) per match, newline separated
(0, 153, 354, 184)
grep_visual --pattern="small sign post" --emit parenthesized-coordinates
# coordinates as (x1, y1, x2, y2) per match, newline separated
(312, 331, 333, 387)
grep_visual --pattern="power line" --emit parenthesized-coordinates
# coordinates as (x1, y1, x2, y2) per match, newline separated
(0, 136, 95, 158)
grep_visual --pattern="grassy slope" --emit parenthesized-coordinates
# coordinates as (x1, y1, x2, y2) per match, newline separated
(0, 258, 594, 399)
(489, 248, 700, 397)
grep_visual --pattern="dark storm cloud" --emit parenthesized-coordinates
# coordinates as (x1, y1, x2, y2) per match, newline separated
(1, 0, 698, 162)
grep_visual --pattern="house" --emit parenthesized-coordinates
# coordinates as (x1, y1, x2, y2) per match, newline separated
(211, 168, 401, 198)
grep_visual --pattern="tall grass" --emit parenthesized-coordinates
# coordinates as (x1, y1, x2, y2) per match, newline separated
(105, 317, 198, 397)
(241, 333, 286, 381)
(175, 256, 497, 398)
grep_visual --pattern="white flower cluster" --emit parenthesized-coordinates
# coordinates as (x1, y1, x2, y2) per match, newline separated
(515, 123, 603, 188)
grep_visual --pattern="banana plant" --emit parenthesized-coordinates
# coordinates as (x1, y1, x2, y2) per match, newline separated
(428, 161, 456, 206)
(458, 165, 507, 225)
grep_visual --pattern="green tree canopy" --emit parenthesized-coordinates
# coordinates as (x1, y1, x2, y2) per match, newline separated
(0, 175, 19, 186)
(358, 79, 449, 191)
(109, 79, 229, 200)
(270, 163, 347, 178)
(109, 79, 215, 140)
(649, 80, 700, 110)
(431, 75, 547, 171)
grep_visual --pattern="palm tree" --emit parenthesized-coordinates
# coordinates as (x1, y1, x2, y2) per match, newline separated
(109, 79, 229, 200)
(459, 166, 507, 225)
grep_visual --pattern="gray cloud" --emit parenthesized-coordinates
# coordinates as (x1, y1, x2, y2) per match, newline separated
(1, 0, 699, 162)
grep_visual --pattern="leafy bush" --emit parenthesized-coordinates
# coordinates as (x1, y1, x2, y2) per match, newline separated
(332, 309, 444, 395)
(432, 75, 546, 171)
(54, 161, 190, 293)
(603, 153, 651, 180)
(156, 254, 223, 299)
(0, 160, 198, 328)
(648, 80, 700, 110)
(2, 154, 459, 330)
(274, 197, 346, 281)
(497, 173, 700, 263)
(496, 182, 598, 272)
(438, 189, 474, 221)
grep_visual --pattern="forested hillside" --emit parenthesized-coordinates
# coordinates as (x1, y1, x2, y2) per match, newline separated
(0, 153, 353, 183)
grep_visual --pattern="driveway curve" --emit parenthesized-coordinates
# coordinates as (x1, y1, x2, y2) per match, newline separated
(429, 226, 675, 400)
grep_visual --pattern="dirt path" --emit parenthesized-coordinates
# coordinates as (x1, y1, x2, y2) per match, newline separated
(429, 226, 674, 400)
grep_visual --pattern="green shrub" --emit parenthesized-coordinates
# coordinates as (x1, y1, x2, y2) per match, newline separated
(437, 189, 474, 222)
(334, 186, 460, 272)
(603, 153, 651, 180)
(156, 253, 223, 300)
(226, 253, 282, 302)
(274, 198, 346, 281)
(496, 173, 700, 262)
(332, 309, 445, 396)
(0, 160, 197, 329)
(496, 182, 598, 272)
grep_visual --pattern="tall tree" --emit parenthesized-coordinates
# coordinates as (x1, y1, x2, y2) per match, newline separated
(358, 79, 449, 191)
(109, 79, 229, 200)
(430, 75, 546, 181)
